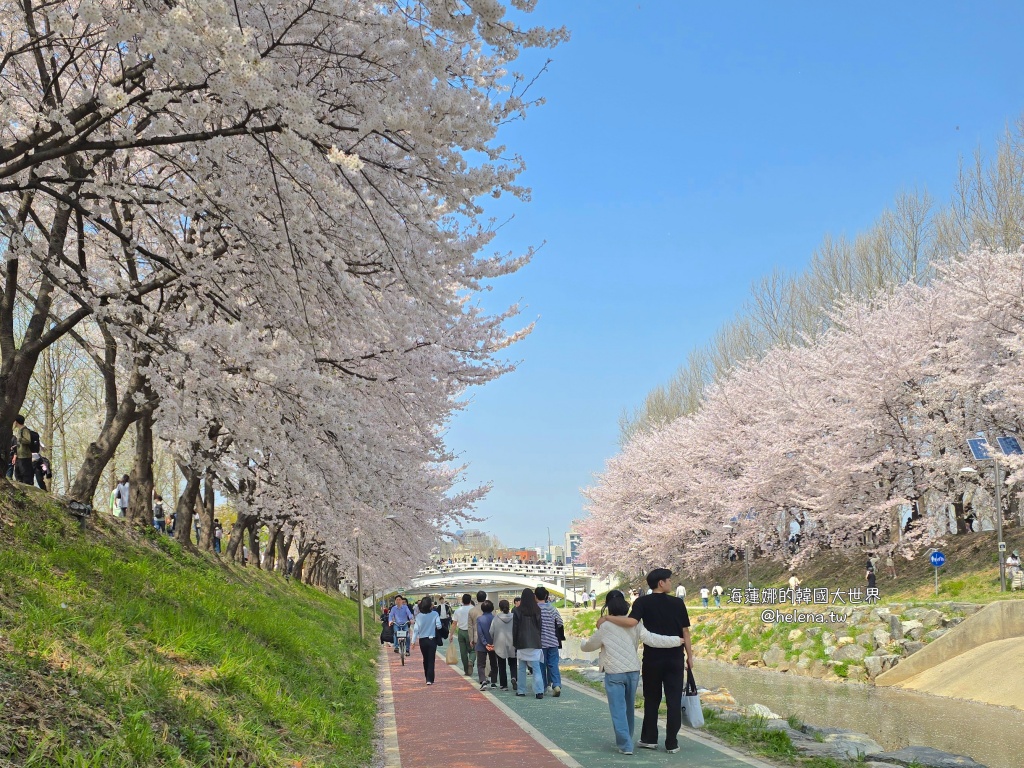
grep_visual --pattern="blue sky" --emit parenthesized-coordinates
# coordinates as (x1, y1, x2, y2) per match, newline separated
(445, 1, 1024, 550)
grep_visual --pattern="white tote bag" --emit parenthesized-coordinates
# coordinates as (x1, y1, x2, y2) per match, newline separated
(681, 668, 704, 728)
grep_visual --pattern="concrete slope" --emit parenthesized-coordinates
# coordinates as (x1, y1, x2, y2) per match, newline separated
(876, 599, 1024, 686)
(892, 636, 1024, 709)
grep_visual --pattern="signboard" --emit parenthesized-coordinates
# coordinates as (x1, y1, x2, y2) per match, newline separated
(929, 551, 946, 568)
(997, 436, 1023, 456)
(999, 542, 1007, 552)
(967, 438, 992, 461)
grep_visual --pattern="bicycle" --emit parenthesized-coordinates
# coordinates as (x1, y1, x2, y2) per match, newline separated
(394, 623, 409, 665)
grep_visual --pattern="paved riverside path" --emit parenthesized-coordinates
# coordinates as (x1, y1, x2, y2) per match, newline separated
(381, 643, 771, 768)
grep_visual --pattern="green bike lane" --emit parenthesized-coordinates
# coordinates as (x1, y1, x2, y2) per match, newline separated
(440, 654, 774, 768)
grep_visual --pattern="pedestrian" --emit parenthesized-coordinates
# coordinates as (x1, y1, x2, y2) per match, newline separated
(12, 415, 35, 485)
(866, 566, 877, 590)
(886, 554, 896, 579)
(475, 600, 498, 690)
(597, 568, 693, 754)
(436, 596, 452, 646)
(699, 586, 709, 608)
(153, 494, 166, 533)
(32, 454, 51, 491)
(534, 586, 564, 696)
(413, 596, 442, 685)
(168, 510, 177, 536)
(712, 584, 723, 607)
(512, 588, 546, 699)
(788, 573, 801, 604)
(213, 519, 223, 553)
(114, 474, 130, 518)
(674, 583, 687, 600)
(468, 590, 485, 649)
(380, 606, 394, 646)
(490, 599, 516, 691)
(590, 589, 598, 609)
(452, 593, 475, 676)
(581, 590, 684, 756)
(388, 595, 414, 656)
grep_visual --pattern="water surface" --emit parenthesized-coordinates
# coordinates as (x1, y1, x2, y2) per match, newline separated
(696, 659, 1023, 768)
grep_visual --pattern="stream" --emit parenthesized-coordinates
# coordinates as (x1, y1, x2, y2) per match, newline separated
(559, 639, 1022, 768)
(696, 659, 1023, 768)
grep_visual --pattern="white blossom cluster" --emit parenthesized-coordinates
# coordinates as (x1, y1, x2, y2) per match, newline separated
(0, 0, 566, 580)
(584, 248, 1024, 575)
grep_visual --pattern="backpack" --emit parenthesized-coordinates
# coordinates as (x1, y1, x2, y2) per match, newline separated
(29, 430, 40, 453)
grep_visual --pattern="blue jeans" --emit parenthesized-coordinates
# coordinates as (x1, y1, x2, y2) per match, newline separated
(517, 658, 544, 695)
(605, 671, 640, 752)
(540, 647, 561, 689)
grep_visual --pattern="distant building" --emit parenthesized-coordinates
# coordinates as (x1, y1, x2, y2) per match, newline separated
(565, 527, 584, 566)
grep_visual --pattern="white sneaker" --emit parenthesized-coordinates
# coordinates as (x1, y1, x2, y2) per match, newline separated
(637, 741, 657, 750)
(618, 748, 634, 755)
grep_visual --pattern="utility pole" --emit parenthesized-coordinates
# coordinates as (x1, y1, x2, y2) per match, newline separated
(356, 535, 364, 639)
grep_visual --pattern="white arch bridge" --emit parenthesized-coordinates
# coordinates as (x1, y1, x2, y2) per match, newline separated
(400, 561, 614, 602)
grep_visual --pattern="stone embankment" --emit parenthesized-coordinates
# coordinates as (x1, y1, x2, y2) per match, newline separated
(689, 601, 982, 683)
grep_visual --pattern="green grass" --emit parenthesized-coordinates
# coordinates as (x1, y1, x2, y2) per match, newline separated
(566, 609, 599, 638)
(0, 485, 378, 767)
(702, 709, 798, 760)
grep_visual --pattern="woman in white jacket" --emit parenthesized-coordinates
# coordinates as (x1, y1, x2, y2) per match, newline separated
(580, 590, 683, 755)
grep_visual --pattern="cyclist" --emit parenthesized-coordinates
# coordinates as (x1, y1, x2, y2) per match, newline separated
(388, 595, 414, 656)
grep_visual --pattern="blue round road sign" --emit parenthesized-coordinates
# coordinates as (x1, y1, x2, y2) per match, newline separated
(930, 551, 946, 567)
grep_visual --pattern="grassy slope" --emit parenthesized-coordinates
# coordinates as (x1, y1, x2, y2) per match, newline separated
(681, 525, 1024, 604)
(0, 484, 377, 768)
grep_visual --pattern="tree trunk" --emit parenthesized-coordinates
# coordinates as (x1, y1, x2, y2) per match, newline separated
(41, 346, 54, 482)
(248, 522, 262, 570)
(276, 530, 295, 574)
(68, 353, 148, 504)
(265, 522, 282, 571)
(952, 496, 968, 534)
(127, 411, 154, 526)
(225, 512, 256, 560)
(292, 539, 315, 582)
(198, 475, 215, 550)
(174, 465, 202, 547)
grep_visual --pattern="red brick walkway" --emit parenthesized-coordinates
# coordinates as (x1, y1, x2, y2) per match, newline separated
(385, 643, 568, 768)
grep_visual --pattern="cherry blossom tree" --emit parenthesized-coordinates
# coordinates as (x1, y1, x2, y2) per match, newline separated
(584, 247, 1024, 577)
(2, 0, 566, 579)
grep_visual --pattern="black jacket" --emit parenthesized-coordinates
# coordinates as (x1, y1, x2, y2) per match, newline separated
(512, 607, 542, 650)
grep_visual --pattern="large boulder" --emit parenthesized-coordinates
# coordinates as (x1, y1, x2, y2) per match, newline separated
(873, 746, 987, 767)
(701, 687, 738, 707)
(872, 628, 892, 648)
(833, 643, 867, 662)
(917, 609, 944, 628)
(903, 640, 925, 656)
(742, 703, 780, 720)
(837, 636, 856, 647)
(797, 729, 885, 761)
(925, 628, 948, 643)
(788, 629, 803, 642)
(889, 615, 903, 639)
(864, 655, 885, 679)
(899, 619, 924, 639)
(763, 646, 786, 667)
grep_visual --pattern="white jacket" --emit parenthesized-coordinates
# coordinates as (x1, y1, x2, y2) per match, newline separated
(580, 620, 682, 674)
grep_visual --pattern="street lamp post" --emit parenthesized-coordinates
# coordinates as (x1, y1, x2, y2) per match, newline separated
(960, 463, 1006, 592)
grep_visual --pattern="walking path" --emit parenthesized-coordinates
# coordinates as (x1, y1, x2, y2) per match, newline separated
(379, 642, 773, 768)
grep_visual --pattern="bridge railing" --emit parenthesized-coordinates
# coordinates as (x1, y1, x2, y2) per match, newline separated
(416, 561, 594, 579)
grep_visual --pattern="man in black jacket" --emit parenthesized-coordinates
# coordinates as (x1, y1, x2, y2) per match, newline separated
(598, 568, 694, 754)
